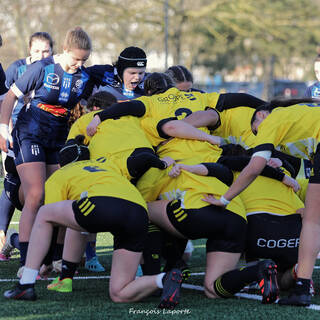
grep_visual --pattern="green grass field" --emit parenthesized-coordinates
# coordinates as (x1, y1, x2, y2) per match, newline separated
(1, 190, 320, 319)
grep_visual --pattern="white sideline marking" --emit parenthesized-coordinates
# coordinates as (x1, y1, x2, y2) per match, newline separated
(1, 273, 320, 311)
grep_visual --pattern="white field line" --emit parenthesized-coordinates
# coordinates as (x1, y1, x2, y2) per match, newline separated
(1, 272, 320, 311)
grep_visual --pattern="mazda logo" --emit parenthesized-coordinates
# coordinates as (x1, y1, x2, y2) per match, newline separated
(46, 73, 60, 85)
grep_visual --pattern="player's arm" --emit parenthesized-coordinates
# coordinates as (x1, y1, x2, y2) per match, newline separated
(203, 151, 271, 207)
(0, 89, 17, 151)
(127, 152, 175, 179)
(160, 118, 221, 146)
(169, 162, 233, 186)
(216, 93, 266, 112)
(87, 100, 146, 136)
(182, 108, 220, 130)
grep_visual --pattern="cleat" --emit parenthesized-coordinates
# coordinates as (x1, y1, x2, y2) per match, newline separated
(47, 277, 72, 293)
(258, 259, 279, 304)
(4, 284, 37, 301)
(278, 292, 311, 307)
(158, 268, 183, 309)
(47, 276, 60, 287)
(278, 278, 311, 307)
(1, 228, 17, 258)
(175, 259, 191, 282)
(85, 256, 105, 272)
(164, 259, 191, 282)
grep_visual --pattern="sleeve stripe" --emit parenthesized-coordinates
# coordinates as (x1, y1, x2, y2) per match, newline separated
(252, 150, 272, 161)
(11, 84, 24, 98)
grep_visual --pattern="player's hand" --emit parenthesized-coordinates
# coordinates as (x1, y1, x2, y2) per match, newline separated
(282, 175, 300, 192)
(0, 124, 13, 153)
(207, 135, 221, 146)
(267, 157, 282, 168)
(296, 208, 304, 218)
(86, 115, 101, 136)
(161, 156, 175, 169)
(202, 194, 226, 207)
(169, 164, 184, 177)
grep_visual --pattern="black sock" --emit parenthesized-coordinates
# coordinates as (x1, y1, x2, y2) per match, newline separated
(42, 227, 59, 266)
(60, 260, 78, 280)
(19, 242, 29, 267)
(11, 233, 20, 250)
(214, 263, 260, 298)
(18, 283, 34, 289)
(53, 244, 64, 261)
(162, 234, 187, 272)
(141, 224, 163, 275)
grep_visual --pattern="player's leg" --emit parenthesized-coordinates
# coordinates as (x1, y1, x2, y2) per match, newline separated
(16, 161, 46, 268)
(4, 200, 85, 300)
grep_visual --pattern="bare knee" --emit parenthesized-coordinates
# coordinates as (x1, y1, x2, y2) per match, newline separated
(24, 187, 44, 208)
(204, 281, 219, 299)
(109, 288, 129, 303)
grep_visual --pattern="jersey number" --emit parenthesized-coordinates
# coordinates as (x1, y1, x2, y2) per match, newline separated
(83, 166, 106, 173)
(175, 107, 192, 118)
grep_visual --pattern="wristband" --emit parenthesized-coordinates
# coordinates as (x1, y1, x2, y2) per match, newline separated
(162, 161, 168, 169)
(0, 124, 13, 144)
(220, 195, 230, 206)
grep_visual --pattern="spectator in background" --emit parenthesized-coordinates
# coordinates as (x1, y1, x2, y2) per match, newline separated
(305, 55, 320, 99)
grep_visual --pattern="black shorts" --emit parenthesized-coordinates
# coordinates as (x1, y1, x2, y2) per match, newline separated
(13, 128, 61, 166)
(72, 196, 148, 252)
(4, 173, 22, 211)
(166, 200, 247, 253)
(245, 213, 302, 272)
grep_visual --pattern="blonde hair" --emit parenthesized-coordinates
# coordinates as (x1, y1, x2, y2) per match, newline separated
(63, 27, 91, 51)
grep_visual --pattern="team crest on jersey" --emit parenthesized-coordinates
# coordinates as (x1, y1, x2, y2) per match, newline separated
(72, 79, 84, 93)
(75, 79, 83, 89)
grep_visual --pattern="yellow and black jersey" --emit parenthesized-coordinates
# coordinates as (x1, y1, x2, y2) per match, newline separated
(45, 159, 147, 210)
(157, 137, 222, 165)
(252, 104, 320, 159)
(136, 88, 221, 147)
(136, 87, 221, 120)
(136, 167, 246, 220)
(214, 107, 256, 149)
(296, 178, 309, 203)
(233, 172, 304, 216)
(139, 116, 212, 149)
(68, 111, 100, 145)
(88, 115, 153, 180)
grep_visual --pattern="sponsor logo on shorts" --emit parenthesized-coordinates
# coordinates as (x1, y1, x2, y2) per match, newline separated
(257, 238, 299, 248)
(31, 144, 40, 156)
